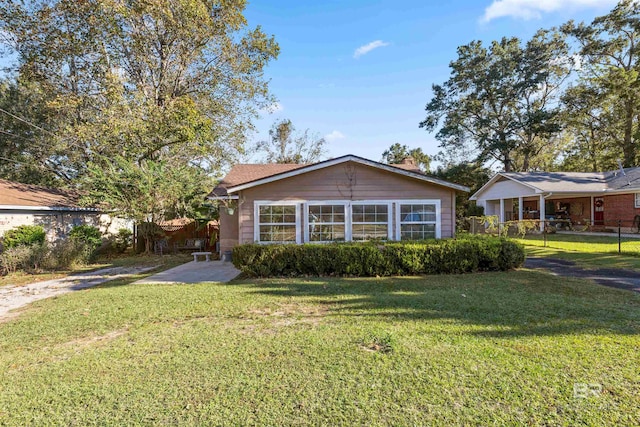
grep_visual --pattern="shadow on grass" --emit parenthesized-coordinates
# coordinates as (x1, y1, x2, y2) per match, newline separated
(240, 270, 640, 338)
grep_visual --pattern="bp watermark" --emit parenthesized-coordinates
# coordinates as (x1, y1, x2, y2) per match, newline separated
(573, 383, 602, 399)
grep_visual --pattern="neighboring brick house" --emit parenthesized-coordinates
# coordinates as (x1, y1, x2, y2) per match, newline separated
(0, 179, 130, 242)
(209, 155, 469, 255)
(471, 168, 640, 231)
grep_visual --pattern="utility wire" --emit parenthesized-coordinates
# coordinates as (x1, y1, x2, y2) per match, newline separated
(0, 106, 57, 137)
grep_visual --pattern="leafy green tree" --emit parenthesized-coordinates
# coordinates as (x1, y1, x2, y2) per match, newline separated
(432, 162, 492, 218)
(558, 84, 622, 172)
(0, 0, 279, 219)
(257, 119, 327, 164)
(420, 30, 571, 172)
(0, 79, 64, 185)
(381, 143, 431, 172)
(561, 0, 640, 167)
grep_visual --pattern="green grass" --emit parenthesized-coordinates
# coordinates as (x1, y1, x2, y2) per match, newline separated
(1, 271, 639, 425)
(515, 233, 640, 270)
(0, 253, 191, 287)
(516, 232, 640, 253)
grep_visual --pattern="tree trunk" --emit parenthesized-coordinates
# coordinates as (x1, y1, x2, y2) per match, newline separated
(623, 99, 635, 167)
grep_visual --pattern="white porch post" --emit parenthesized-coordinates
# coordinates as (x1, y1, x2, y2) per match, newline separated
(499, 198, 505, 223)
(539, 195, 546, 232)
(590, 196, 595, 225)
(518, 196, 523, 221)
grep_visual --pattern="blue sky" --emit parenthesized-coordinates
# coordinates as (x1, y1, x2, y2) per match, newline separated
(245, 0, 619, 165)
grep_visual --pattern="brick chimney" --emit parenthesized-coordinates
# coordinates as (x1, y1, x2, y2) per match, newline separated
(401, 156, 416, 166)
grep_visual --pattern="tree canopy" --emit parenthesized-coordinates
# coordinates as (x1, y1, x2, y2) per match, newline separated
(420, 30, 571, 172)
(0, 0, 279, 223)
(256, 118, 327, 164)
(381, 143, 431, 172)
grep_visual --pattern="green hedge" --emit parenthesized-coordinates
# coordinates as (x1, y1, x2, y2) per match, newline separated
(232, 236, 525, 277)
(2, 225, 46, 249)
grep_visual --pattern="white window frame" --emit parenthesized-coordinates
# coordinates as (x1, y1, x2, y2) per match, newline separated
(350, 201, 393, 241)
(254, 201, 302, 244)
(305, 201, 349, 243)
(395, 199, 441, 240)
(635, 193, 640, 208)
(303, 200, 394, 243)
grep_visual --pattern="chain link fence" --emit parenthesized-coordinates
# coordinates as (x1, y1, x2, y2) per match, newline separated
(464, 216, 640, 255)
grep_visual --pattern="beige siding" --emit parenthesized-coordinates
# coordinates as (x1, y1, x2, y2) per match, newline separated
(219, 209, 239, 254)
(237, 162, 457, 244)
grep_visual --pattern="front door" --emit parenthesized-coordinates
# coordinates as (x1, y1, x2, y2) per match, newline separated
(594, 197, 604, 225)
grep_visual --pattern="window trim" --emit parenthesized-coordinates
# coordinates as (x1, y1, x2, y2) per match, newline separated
(635, 193, 640, 208)
(350, 201, 393, 241)
(394, 199, 441, 240)
(305, 201, 349, 243)
(254, 200, 302, 244)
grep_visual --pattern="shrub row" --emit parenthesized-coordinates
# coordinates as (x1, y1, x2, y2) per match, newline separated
(0, 239, 94, 274)
(232, 236, 525, 277)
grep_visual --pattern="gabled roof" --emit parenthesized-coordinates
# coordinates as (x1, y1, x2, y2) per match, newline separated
(0, 179, 93, 210)
(209, 155, 469, 198)
(471, 167, 640, 200)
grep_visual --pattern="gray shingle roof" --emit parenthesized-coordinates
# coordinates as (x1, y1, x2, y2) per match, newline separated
(501, 167, 640, 193)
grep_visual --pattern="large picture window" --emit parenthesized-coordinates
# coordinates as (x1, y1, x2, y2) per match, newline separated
(351, 203, 390, 241)
(398, 202, 439, 240)
(256, 203, 299, 243)
(308, 204, 346, 242)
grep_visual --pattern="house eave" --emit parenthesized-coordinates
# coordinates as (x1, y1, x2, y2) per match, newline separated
(225, 155, 470, 194)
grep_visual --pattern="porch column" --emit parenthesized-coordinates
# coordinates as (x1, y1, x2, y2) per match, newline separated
(590, 196, 595, 225)
(499, 198, 505, 223)
(539, 195, 545, 232)
(518, 197, 523, 221)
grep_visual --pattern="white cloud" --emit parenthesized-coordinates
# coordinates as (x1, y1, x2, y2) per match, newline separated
(353, 40, 390, 59)
(481, 0, 618, 22)
(325, 130, 345, 141)
(261, 102, 283, 114)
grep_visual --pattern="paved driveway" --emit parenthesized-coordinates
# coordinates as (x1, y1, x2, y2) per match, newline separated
(525, 257, 640, 293)
(133, 260, 240, 285)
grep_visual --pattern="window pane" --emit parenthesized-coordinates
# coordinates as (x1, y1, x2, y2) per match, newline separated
(401, 204, 436, 223)
(352, 224, 388, 241)
(260, 224, 296, 242)
(400, 224, 435, 240)
(352, 204, 388, 224)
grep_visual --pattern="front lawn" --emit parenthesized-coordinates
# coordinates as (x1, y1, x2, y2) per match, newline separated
(0, 271, 638, 425)
(516, 232, 640, 254)
(514, 233, 640, 270)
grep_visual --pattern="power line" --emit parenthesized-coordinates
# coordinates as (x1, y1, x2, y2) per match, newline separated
(0, 106, 57, 137)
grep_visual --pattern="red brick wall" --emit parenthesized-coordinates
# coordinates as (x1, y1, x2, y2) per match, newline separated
(603, 194, 640, 225)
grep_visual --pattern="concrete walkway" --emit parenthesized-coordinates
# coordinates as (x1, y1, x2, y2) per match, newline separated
(134, 260, 240, 285)
(0, 265, 159, 320)
(525, 257, 640, 293)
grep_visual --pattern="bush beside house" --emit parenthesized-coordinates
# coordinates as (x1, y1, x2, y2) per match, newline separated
(232, 235, 525, 277)
(0, 225, 109, 275)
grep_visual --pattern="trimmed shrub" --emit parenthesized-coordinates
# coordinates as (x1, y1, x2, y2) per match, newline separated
(232, 236, 525, 277)
(113, 228, 133, 253)
(2, 225, 46, 249)
(69, 225, 102, 249)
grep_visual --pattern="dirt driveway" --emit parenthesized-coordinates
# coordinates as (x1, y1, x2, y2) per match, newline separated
(525, 257, 640, 293)
(0, 265, 158, 321)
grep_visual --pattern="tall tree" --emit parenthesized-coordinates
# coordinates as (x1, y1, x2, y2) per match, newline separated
(432, 162, 492, 218)
(559, 84, 622, 172)
(420, 30, 572, 172)
(0, 0, 279, 221)
(381, 143, 431, 172)
(257, 118, 327, 164)
(561, 0, 640, 167)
